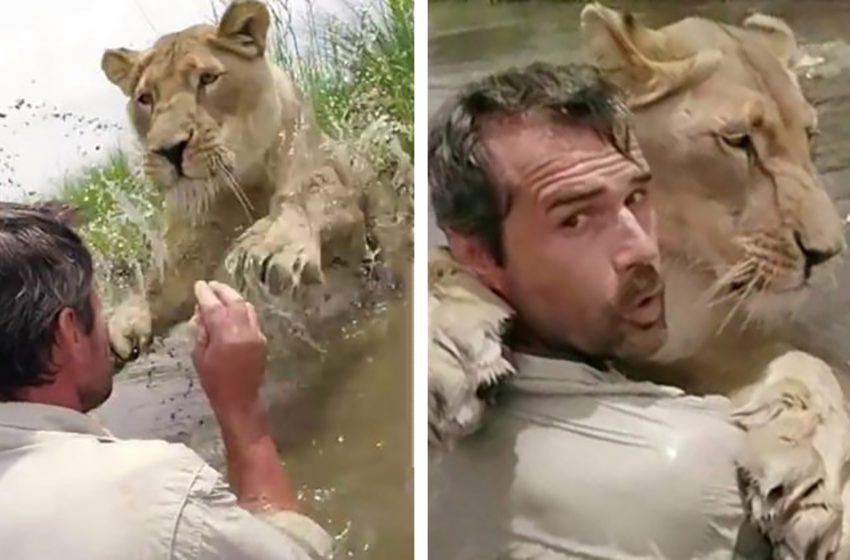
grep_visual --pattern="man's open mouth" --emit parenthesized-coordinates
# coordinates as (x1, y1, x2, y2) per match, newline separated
(623, 288, 664, 327)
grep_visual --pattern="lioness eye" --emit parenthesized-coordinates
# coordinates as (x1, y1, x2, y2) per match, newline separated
(137, 92, 153, 106)
(721, 133, 752, 151)
(805, 127, 820, 141)
(199, 72, 219, 87)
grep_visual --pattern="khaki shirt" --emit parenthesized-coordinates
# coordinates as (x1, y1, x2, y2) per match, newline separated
(0, 402, 332, 560)
(429, 353, 771, 559)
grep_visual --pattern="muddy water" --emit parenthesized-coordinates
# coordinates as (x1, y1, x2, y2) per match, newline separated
(96, 269, 412, 558)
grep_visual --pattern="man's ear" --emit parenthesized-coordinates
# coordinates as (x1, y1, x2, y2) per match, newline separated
(51, 307, 83, 369)
(212, 0, 271, 58)
(101, 48, 141, 96)
(445, 230, 509, 297)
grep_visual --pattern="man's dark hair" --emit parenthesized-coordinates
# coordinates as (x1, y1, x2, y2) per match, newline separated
(429, 62, 633, 262)
(0, 202, 94, 400)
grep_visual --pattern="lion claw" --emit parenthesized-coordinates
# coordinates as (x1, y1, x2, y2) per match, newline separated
(107, 294, 153, 371)
(227, 206, 324, 296)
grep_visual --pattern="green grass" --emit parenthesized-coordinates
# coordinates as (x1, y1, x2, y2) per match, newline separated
(54, 152, 161, 290)
(267, 0, 414, 154)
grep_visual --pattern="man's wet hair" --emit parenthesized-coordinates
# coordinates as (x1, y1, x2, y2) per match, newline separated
(0, 202, 95, 400)
(429, 62, 633, 263)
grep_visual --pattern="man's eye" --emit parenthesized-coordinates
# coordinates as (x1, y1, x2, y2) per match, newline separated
(626, 189, 648, 206)
(561, 213, 588, 230)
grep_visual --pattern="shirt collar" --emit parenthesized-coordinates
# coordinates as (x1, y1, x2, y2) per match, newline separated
(511, 352, 684, 398)
(0, 402, 112, 437)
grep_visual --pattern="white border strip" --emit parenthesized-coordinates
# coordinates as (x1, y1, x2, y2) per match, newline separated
(413, 0, 429, 555)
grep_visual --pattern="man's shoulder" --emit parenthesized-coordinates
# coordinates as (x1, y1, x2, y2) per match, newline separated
(10, 430, 213, 504)
(0, 433, 220, 557)
(87, 435, 211, 485)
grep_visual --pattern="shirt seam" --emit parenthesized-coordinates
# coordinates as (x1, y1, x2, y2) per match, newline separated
(168, 461, 208, 560)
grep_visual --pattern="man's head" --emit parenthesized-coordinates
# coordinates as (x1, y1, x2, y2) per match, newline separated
(0, 203, 112, 410)
(430, 63, 666, 360)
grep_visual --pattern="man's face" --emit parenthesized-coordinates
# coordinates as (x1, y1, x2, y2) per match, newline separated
(74, 291, 114, 411)
(476, 111, 666, 360)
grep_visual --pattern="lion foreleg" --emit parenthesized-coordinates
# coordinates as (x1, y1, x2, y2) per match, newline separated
(229, 151, 365, 295)
(108, 217, 231, 364)
(733, 351, 850, 559)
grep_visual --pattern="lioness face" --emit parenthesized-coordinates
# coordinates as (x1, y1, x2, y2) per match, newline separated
(582, 4, 845, 323)
(101, 1, 281, 219)
(639, 42, 840, 317)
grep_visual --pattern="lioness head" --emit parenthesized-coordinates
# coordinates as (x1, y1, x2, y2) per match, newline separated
(581, 4, 845, 324)
(101, 0, 290, 219)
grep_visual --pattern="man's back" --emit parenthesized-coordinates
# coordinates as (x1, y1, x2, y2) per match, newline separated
(0, 402, 314, 560)
(429, 354, 771, 560)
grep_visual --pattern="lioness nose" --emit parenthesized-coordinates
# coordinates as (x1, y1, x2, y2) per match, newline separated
(795, 232, 841, 278)
(154, 137, 190, 174)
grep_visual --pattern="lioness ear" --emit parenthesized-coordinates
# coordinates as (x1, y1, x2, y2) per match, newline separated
(101, 48, 140, 96)
(742, 13, 798, 69)
(215, 0, 270, 58)
(580, 2, 721, 108)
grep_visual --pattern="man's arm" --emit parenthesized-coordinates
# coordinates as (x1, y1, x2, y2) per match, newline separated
(175, 460, 330, 560)
(189, 280, 331, 558)
(216, 398, 298, 512)
(192, 280, 296, 513)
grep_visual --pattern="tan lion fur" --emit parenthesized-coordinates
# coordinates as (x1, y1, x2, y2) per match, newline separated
(579, 7, 850, 550)
(579, 3, 845, 398)
(102, 0, 365, 362)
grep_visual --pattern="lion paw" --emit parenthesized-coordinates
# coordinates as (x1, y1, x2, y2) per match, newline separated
(227, 205, 323, 296)
(732, 351, 850, 558)
(108, 295, 153, 369)
(736, 433, 842, 559)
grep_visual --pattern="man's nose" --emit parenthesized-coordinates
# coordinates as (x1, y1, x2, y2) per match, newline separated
(612, 208, 659, 273)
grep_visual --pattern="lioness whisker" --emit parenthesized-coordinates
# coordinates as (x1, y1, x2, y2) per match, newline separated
(741, 267, 776, 330)
(220, 167, 253, 217)
(716, 261, 763, 335)
(703, 259, 757, 307)
(216, 158, 254, 222)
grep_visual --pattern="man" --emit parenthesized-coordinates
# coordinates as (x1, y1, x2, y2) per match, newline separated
(0, 203, 331, 559)
(428, 63, 770, 559)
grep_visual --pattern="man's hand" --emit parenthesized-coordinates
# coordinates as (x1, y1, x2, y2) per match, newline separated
(191, 280, 267, 419)
(191, 280, 297, 513)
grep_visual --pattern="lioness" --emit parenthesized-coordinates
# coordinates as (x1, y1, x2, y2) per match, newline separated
(580, 4, 845, 396)
(430, 4, 850, 556)
(102, 0, 366, 363)
(580, 6, 850, 554)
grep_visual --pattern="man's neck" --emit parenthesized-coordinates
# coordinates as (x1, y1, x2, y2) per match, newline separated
(508, 327, 610, 372)
(13, 375, 83, 412)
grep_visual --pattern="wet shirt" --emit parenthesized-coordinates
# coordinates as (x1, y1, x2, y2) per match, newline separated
(0, 402, 332, 560)
(429, 353, 771, 560)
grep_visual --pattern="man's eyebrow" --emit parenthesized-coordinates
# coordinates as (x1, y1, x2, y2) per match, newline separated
(544, 186, 605, 212)
(631, 171, 652, 184)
